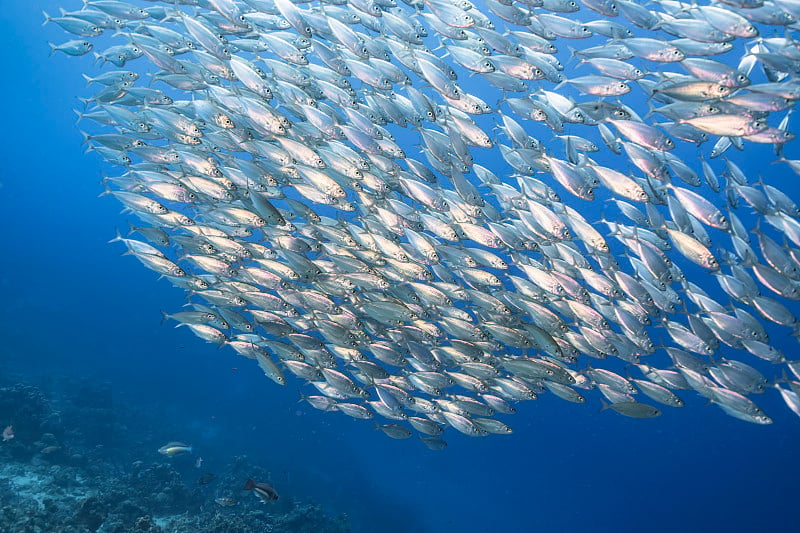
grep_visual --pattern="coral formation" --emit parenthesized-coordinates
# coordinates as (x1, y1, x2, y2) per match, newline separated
(0, 379, 349, 532)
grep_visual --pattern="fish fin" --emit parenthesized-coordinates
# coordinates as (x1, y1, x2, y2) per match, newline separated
(599, 399, 611, 413)
(98, 181, 113, 197)
(643, 100, 659, 119)
(243, 478, 256, 491)
(296, 388, 308, 403)
(41, 10, 51, 26)
(567, 46, 579, 61)
(81, 130, 92, 144)
(73, 108, 84, 124)
(107, 228, 124, 244)
(48, 42, 56, 56)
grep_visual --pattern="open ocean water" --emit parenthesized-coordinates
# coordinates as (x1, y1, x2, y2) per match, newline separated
(1, 0, 800, 532)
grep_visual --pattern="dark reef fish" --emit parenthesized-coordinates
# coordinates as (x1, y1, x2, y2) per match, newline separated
(214, 497, 238, 507)
(243, 478, 280, 503)
(198, 472, 217, 485)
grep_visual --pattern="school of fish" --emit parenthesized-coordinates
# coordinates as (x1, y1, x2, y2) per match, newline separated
(46, 0, 800, 448)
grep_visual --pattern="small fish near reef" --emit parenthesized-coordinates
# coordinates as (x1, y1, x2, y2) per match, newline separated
(198, 473, 216, 485)
(2, 426, 14, 442)
(215, 497, 238, 507)
(157, 441, 192, 456)
(243, 478, 279, 503)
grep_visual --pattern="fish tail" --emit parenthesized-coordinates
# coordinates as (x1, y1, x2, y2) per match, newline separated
(73, 108, 84, 124)
(644, 100, 658, 119)
(47, 42, 57, 56)
(567, 46, 579, 61)
(296, 388, 307, 403)
(41, 10, 51, 26)
(98, 180, 114, 198)
(107, 228, 123, 244)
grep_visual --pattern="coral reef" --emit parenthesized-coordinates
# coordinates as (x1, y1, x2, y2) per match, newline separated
(0, 380, 350, 532)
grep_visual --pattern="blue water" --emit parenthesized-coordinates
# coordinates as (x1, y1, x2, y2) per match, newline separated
(2, 1, 800, 531)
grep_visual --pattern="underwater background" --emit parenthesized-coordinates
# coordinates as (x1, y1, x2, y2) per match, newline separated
(2, 1, 800, 532)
